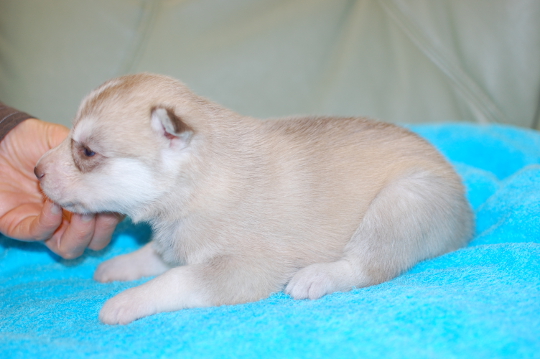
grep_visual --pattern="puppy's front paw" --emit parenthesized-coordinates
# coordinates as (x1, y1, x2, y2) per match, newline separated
(286, 262, 352, 300)
(94, 255, 141, 283)
(99, 288, 155, 325)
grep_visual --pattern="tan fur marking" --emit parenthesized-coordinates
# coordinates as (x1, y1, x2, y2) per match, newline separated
(71, 139, 102, 173)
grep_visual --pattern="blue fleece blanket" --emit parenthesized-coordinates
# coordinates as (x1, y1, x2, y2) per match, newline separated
(1, 123, 539, 358)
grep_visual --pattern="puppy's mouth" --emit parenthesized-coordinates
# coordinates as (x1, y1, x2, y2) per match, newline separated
(57, 201, 92, 215)
(41, 191, 92, 214)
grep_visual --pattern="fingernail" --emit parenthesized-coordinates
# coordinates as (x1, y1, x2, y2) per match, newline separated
(82, 213, 94, 222)
(50, 202, 61, 215)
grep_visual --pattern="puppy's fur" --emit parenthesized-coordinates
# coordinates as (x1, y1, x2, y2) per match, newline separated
(35, 73, 473, 325)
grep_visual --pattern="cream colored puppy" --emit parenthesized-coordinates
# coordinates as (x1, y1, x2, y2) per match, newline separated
(35, 73, 474, 325)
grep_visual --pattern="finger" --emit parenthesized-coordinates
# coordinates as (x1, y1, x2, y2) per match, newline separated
(21, 200, 63, 241)
(46, 121, 70, 148)
(88, 213, 123, 251)
(51, 213, 96, 259)
(43, 217, 69, 253)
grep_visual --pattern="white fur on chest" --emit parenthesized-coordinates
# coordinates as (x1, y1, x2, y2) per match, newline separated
(151, 217, 222, 266)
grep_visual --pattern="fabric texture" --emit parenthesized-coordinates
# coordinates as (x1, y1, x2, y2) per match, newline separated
(1, 123, 539, 358)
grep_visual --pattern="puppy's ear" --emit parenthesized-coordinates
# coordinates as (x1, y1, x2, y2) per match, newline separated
(151, 107, 193, 147)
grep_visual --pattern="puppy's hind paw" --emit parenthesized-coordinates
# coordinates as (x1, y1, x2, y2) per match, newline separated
(285, 261, 356, 300)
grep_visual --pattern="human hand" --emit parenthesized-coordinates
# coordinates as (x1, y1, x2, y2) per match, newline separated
(0, 119, 122, 258)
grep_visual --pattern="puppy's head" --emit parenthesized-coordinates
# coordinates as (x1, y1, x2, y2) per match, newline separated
(35, 74, 204, 219)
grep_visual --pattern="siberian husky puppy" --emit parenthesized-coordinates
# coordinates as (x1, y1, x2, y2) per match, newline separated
(35, 73, 473, 325)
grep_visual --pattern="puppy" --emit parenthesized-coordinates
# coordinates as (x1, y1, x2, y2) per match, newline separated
(35, 73, 474, 325)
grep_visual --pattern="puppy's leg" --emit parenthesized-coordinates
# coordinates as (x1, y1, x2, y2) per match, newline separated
(285, 259, 368, 300)
(94, 242, 171, 283)
(99, 264, 209, 325)
(286, 170, 471, 299)
(99, 255, 283, 325)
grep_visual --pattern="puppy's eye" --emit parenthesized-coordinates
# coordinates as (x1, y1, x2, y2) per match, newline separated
(83, 147, 96, 157)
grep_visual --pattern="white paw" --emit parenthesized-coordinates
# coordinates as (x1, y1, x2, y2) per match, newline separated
(285, 261, 354, 300)
(99, 287, 155, 325)
(285, 264, 336, 300)
(93, 255, 142, 283)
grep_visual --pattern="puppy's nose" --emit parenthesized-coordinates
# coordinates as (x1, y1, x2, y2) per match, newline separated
(34, 165, 45, 180)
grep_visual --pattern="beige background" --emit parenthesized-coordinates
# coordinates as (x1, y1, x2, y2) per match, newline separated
(1, 0, 539, 129)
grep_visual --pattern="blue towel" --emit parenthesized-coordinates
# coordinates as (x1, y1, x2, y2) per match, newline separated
(1, 123, 539, 358)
